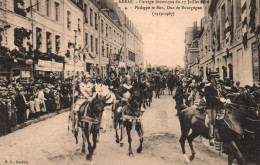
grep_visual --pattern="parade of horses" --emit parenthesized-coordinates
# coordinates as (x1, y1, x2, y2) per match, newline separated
(65, 67, 260, 165)
(1, 0, 260, 164)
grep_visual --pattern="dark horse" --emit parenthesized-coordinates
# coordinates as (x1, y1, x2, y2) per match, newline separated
(122, 86, 145, 156)
(80, 94, 107, 163)
(178, 90, 260, 165)
(68, 90, 109, 163)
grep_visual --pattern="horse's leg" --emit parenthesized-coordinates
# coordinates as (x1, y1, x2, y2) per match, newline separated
(187, 131, 199, 161)
(85, 124, 93, 161)
(136, 121, 143, 153)
(179, 116, 191, 163)
(86, 129, 98, 162)
(228, 154, 235, 165)
(81, 123, 86, 153)
(120, 120, 125, 147)
(115, 123, 120, 144)
(126, 121, 133, 156)
(230, 141, 246, 164)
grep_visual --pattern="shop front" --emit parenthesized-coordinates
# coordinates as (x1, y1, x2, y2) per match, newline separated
(34, 59, 63, 81)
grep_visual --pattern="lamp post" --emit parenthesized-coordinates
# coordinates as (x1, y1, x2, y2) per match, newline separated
(72, 30, 78, 111)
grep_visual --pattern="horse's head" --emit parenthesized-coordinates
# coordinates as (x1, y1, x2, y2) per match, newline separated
(128, 87, 143, 113)
(88, 94, 106, 119)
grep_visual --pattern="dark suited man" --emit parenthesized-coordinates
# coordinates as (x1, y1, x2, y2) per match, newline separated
(204, 74, 231, 146)
(15, 89, 27, 124)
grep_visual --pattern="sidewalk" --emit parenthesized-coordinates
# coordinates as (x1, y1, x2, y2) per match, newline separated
(12, 108, 70, 132)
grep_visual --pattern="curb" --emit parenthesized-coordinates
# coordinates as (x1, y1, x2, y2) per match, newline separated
(12, 108, 70, 132)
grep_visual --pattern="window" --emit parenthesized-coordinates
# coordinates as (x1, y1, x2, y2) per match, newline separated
(46, 0, 50, 17)
(95, 13, 98, 30)
(106, 24, 108, 37)
(109, 26, 111, 39)
(85, 33, 88, 46)
(14, 0, 27, 17)
(95, 38, 98, 54)
(114, 30, 116, 42)
(90, 35, 93, 52)
(102, 41, 104, 57)
(36, 27, 42, 50)
(221, 4, 226, 41)
(233, 0, 241, 28)
(84, 3, 88, 23)
(55, 35, 60, 53)
(46, 32, 52, 53)
(14, 28, 24, 48)
(36, 0, 40, 11)
(101, 19, 104, 35)
(78, 18, 81, 34)
(90, 8, 93, 26)
(106, 44, 109, 57)
(67, 11, 71, 30)
(55, 2, 59, 21)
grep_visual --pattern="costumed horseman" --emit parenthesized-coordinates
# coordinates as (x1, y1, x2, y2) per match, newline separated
(115, 75, 134, 115)
(105, 70, 120, 91)
(154, 72, 161, 98)
(204, 72, 231, 146)
(188, 79, 198, 106)
(139, 70, 148, 109)
(72, 72, 97, 131)
(174, 80, 185, 116)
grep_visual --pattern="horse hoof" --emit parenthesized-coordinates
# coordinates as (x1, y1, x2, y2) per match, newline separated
(189, 155, 195, 161)
(137, 147, 142, 153)
(82, 149, 85, 153)
(183, 154, 190, 164)
(116, 139, 119, 143)
(86, 154, 92, 161)
(87, 160, 94, 165)
(76, 144, 80, 151)
(120, 142, 124, 147)
(129, 152, 134, 157)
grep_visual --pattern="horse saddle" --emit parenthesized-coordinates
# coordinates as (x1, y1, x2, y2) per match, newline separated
(195, 109, 206, 120)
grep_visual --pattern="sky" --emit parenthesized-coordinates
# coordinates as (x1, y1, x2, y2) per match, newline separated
(115, 0, 204, 68)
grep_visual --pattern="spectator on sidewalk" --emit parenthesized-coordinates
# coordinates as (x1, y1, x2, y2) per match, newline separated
(15, 88, 27, 124)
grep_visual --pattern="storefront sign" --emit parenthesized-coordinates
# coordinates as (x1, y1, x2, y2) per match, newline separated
(25, 59, 33, 65)
(21, 70, 31, 78)
(36, 59, 63, 72)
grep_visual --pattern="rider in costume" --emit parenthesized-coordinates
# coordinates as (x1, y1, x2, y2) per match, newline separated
(115, 75, 134, 114)
(73, 72, 97, 130)
(204, 73, 231, 146)
(105, 70, 120, 91)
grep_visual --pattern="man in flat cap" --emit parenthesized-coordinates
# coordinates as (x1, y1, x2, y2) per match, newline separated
(204, 72, 231, 146)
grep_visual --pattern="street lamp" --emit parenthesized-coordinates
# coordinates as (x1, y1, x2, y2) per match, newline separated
(72, 30, 78, 111)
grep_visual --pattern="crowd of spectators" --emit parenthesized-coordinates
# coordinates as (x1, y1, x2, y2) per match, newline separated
(0, 74, 73, 136)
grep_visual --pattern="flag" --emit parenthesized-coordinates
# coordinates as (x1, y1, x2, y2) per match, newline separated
(249, 0, 256, 33)
(241, 0, 247, 49)
(230, 0, 234, 43)
(225, 17, 231, 57)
